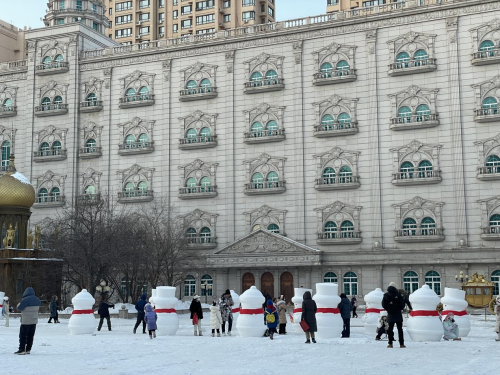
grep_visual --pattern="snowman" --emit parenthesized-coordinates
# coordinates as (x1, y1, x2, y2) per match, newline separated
(149, 289, 156, 307)
(230, 290, 241, 325)
(0, 291, 5, 320)
(155, 286, 179, 336)
(407, 285, 442, 342)
(68, 289, 96, 335)
(363, 288, 385, 335)
(236, 286, 266, 337)
(441, 287, 470, 337)
(291, 287, 312, 333)
(313, 283, 342, 339)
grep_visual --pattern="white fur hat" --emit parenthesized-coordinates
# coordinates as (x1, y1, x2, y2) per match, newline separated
(3, 296, 8, 301)
(389, 282, 397, 287)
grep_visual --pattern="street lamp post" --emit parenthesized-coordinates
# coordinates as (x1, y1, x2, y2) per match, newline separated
(201, 281, 212, 304)
(455, 271, 469, 284)
(95, 280, 111, 299)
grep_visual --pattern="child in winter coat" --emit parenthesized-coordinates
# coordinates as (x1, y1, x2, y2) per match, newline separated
(209, 301, 223, 337)
(2, 296, 9, 327)
(277, 296, 287, 334)
(442, 313, 461, 341)
(264, 299, 279, 340)
(144, 304, 157, 339)
(375, 311, 389, 340)
(495, 296, 500, 341)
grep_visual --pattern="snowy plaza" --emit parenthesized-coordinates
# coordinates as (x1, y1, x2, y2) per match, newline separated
(0, 313, 498, 375)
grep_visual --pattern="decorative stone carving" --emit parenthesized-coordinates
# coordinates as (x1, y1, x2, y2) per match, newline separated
(474, 132, 500, 180)
(178, 110, 218, 149)
(478, 195, 500, 240)
(178, 159, 218, 199)
(120, 70, 155, 96)
(79, 168, 102, 195)
(34, 125, 68, 162)
(117, 117, 155, 155)
(388, 86, 440, 130)
(243, 153, 286, 195)
(314, 201, 362, 245)
(33, 170, 67, 207)
(162, 60, 172, 82)
(0, 126, 16, 155)
(117, 164, 155, 203)
(387, 31, 437, 75)
(103, 68, 112, 89)
(471, 75, 500, 122)
(243, 53, 285, 93)
(293, 41, 303, 65)
(0, 85, 18, 117)
(312, 95, 359, 137)
(313, 147, 360, 190)
(244, 205, 287, 235)
(179, 209, 218, 249)
(243, 103, 286, 144)
(225, 50, 235, 73)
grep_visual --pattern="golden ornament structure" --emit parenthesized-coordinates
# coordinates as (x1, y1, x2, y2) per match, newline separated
(461, 272, 495, 308)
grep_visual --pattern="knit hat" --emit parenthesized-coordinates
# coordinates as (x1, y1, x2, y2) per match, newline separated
(267, 299, 273, 308)
(225, 289, 231, 295)
(389, 282, 397, 287)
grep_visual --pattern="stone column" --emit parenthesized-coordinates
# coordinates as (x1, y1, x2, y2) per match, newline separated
(274, 270, 279, 298)
(254, 270, 261, 290)
(305, 268, 311, 290)
(225, 50, 236, 243)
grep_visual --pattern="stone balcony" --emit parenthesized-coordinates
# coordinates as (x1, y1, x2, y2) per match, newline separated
(35, 61, 69, 76)
(480, 226, 500, 241)
(243, 78, 285, 94)
(76, 194, 101, 206)
(476, 166, 500, 181)
(34, 103, 69, 117)
(33, 149, 67, 163)
(391, 170, 442, 186)
(34, 195, 65, 208)
(0, 106, 16, 118)
(179, 87, 218, 101)
(388, 58, 437, 76)
(315, 176, 360, 191)
(244, 181, 286, 196)
(394, 228, 445, 243)
(243, 129, 285, 144)
(312, 69, 357, 86)
(316, 231, 362, 245)
(118, 142, 154, 155)
(118, 189, 154, 203)
(80, 100, 103, 113)
(79, 146, 102, 159)
(186, 237, 218, 250)
(178, 186, 217, 200)
(473, 108, 499, 123)
(313, 122, 358, 138)
(390, 114, 439, 131)
(118, 94, 155, 109)
(471, 49, 500, 66)
(179, 135, 217, 150)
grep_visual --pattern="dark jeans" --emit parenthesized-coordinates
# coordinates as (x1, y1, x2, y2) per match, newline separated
(279, 323, 287, 334)
(211, 329, 220, 334)
(221, 315, 233, 333)
(98, 316, 111, 331)
(134, 313, 146, 333)
(341, 318, 350, 337)
(388, 321, 404, 345)
(48, 312, 59, 323)
(352, 307, 358, 318)
(376, 327, 387, 339)
(19, 324, 36, 351)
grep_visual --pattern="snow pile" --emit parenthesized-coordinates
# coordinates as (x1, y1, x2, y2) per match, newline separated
(10, 172, 33, 185)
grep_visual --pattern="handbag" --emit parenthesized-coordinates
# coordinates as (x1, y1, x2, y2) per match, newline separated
(193, 314, 198, 325)
(300, 320, 309, 332)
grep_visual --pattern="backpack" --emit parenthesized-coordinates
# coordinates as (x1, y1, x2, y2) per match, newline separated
(385, 293, 404, 315)
(265, 311, 276, 324)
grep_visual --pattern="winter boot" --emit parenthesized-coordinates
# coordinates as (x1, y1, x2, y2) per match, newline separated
(305, 340, 311, 344)
(496, 332, 500, 341)
(270, 333, 273, 340)
(222, 332, 226, 336)
(133, 328, 137, 334)
(400, 344, 407, 348)
(25, 350, 30, 354)
(217, 333, 221, 337)
(14, 350, 25, 355)
(211, 333, 215, 337)
(194, 332, 198, 336)
(227, 331, 231, 336)
(199, 332, 203, 336)
(312, 338, 317, 344)
(387, 344, 393, 348)
(149, 335, 153, 339)
(153, 332, 156, 338)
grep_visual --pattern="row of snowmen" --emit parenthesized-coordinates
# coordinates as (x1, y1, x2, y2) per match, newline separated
(65, 282, 470, 341)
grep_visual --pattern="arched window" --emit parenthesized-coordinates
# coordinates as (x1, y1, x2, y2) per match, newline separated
(479, 40, 495, 53)
(337, 113, 351, 129)
(52, 141, 62, 155)
(336, 60, 350, 73)
(137, 181, 148, 196)
(343, 271, 358, 296)
(321, 114, 334, 131)
(265, 70, 278, 85)
(396, 51, 410, 68)
(1, 141, 10, 169)
(86, 93, 97, 105)
(184, 275, 196, 297)
(266, 171, 279, 187)
(267, 223, 280, 234)
(125, 134, 136, 148)
(400, 161, 414, 179)
(252, 224, 262, 231)
(251, 172, 264, 189)
(41, 97, 51, 110)
(85, 185, 96, 195)
(86, 139, 97, 153)
(489, 214, 500, 234)
(40, 142, 50, 156)
(266, 120, 278, 135)
(418, 160, 433, 178)
(250, 71, 263, 86)
(138, 86, 149, 99)
(415, 104, 430, 122)
(322, 167, 336, 184)
(186, 80, 198, 94)
(403, 271, 419, 294)
(124, 182, 135, 196)
(398, 106, 412, 123)
(200, 127, 211, 141)
(486, 154, 500, 174)
(126, 88, 136, 102)
(421, 217, 436, 236)
(38, 188, 49, 202)
(186, 177, 197, 193)
(340, 220, 354, 238)
(50, 187, 60, 202)
(413, 49, 428, 66)
(201, 274, 213, 297)
(491, 270, 500, 295)
(54, 96, 63, 106)
(425, 270, 441, 295)
(320, 62, 333, 78)
(403, 218, 417, 236)
(339, 166, 352, 184)
(200, 227, 211, 243)
(138, 133, 149, 147)
(200, 176, 211, 192)
(482, 97, 498, 114)
(186, 128, 198, 143)
(200, 78, 212, 93)
(324, 272, 338, 283)
(3, 98, 12, 108)
(54, 54, 64, 64)
(186, 227, 197, 239)
(251, 122, 264, 137)
(42, 56, 52, 66)
(324, 221, 337, 239)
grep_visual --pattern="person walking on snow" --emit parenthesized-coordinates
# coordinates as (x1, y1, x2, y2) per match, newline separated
(133, 293, 148, 334)
(301, 291, 317, 344)
(264, 299, 279, 340)
(15, 287, 41, 355)
(442, 312, 461, 341)
(97, 296, 114, 331)
(48, 296, 59, 323)
(338, 293, 352, 338)
(210, 301, 223, 337)
(375, 311, 389, 340)
(351, 296, 358, 318)
(2, 296, 10, 327)
(220, 290, 234, 336)
(382, 282, 406, 348)
(277, 295, 287, 334)
(144, 303, 157, 339)
(190, 295, 203, 336)
(494, 296, 500, 341)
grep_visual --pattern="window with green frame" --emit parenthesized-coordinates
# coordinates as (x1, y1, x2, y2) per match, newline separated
(320, 62, 333, 78)
(85, 185, 96, 195)
(482, 97, 498, 114)
(2, 98, 12, 108)
(418, 160, 433, 178)
(251, 172, 264, 188)
(86, 139, 97, 152)
(491, 270, 500, 295)
(324, 272, 338, 283)
(415, 104, 430, 122)
(396, 52, 410, 67)
(340, 220, 354, 238)
(51, 140, 62, 154)
(339, 166, 352, 183)
(41, 97, 51, 109)
(321, 114, 334, 130)
(86, 93, 97, 104)
(40, 142, 50, 156)
(266, 120, 278, 135)
(125, 134, 136, 148)
(200, 176, 211, 192)
(54, 96, 63, 105)
(200, 79, 212, 93)
(250, 72, 263, 86)
(186, 128, 198, 143)
(267, 224, 279, 234)
(50, 187, 60, 201)
(251, 122, 264, 137)
(200, 227, 211, 243)
(400, 161, 414, 179)
(324, 221, 337, 238)
(413, 49, 428, 66)
(54, 54, 64, 65)
(200, 127, 211, 140)
(137, 181, 148, 196)
(489, 214, 500, 231)
(397, 106, 412, 123)
(343, 271, 358, 296)
(336, 60, 350, 75)
(38, 188, 49, 202)
(1, 141, 10, 169)
(421, 217, 436, 236)
(425, 270, 441, 295)
(138, 133, 149, 147)
(125, 88, 136, 101)
(124, 182, 135, 196)
(479, 40, 495, 56)
(42, 56, 52, 66)
(402, 218, 417, 236)
(266, 171, 278, 186)
(186, 80, 198, 94)
(138, 86, 149, 99)
(264, 70, 278, 85)
(322, 167, 336, 184)
(184, 275, 196, 297)
(486, 154, 500, 173)
(186, 177, 197, 192)
(403, 270, 419, 294)
(337, 113, 351, 129)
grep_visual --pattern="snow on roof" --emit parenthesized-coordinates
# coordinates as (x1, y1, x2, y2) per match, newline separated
(10, 172, 32, 186)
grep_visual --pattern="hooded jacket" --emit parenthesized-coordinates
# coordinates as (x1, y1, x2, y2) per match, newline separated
(209, 305, 223, 329)
(338, 296, 353, 319)
(49, 296, 58, 318)
(264, 300, 279, 329)
(277, 299, 287, 324)
(382, 286, 405, 323)
(301, 291, 317, 332)
(17, 287, 41, 325)
(135, 294, 148, 317)
(190, 298, 203, 320)
(144, 304, 157, 331)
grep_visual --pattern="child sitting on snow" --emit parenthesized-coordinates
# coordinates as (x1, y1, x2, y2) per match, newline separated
(375, 311, 389, 341)
(442, 312, 461, 341)
(144, 303, 157, 339)
(210, 301, 223, 337)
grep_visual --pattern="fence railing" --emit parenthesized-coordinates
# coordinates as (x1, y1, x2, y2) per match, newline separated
(388, 58, 437, 71)
(391, 114, 439, 124)
(317, 231, 361, 240)
(179, 135, 217, 145)
(395, 228, 444, 237)
(179, 186, 216, 194)
(245, 181, 286, 190)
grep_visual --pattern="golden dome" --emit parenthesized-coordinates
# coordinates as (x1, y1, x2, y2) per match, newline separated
(0, 155, 36, 209)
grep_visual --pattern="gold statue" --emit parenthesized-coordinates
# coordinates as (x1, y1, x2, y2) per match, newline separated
(2, 223, 16, 249)
(27, 230, 34, 249)
(34, 225, 41, 249)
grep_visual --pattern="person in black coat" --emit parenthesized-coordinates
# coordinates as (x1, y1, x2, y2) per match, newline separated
(338, 293, 352, 338)
(48, 296, 59, 323)
(189, 296, 204, 336)
(133, 293, 148, 334)
(351, 296, 358, 318)
(301, 291, 317, 344)
(97, 297, 115, 332)
(381, 282, 406, 348)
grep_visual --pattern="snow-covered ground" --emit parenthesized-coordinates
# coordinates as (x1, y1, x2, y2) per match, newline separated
(0, 314, 497, 375)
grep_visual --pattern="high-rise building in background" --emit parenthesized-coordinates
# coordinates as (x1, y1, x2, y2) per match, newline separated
(0, 20, 26, 63)
(327, 0, 404, 13)
(103, 0, 276, 44)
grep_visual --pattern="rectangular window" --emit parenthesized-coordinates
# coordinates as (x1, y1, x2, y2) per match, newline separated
(92, 4, 97, 13)
(261, 18, 265, 24)
(173, 24, 178, 33)
(139, 0, 150, 9)
(362, 0, 383, 6)
(109, 21, 112, 28)
(268, 6, 274, 17)
(242, 11, 255, 22)
(159, 13, 164, 22)
(196, 14, 215, 25)
(223, 14, 230, 22)
(223, 0, 230, 7)
(93, 22, 98, 31)
(139, 26, 150, 35)
(139, 13, 150, 21)
(76, 0, 82, 11)
(181, 5, 192, 15)
(159, 0, 165, 7)
(173, 0, 178, 5)
(181, 19, 192, 29)
(109, 8, 112, 15)
(196, 0, 214, 11)
(159, 26, 165, 36)
(242, 0, 254, 6)
(173, 10, 178, 19)
(56, 19, 65, 25)
(260, 4, 264, 12)
(59, 1, 65, 10)
(196, 28, 215, 34)
(327, 0, 339, 5)
(116, 1, 133, 11)
(115, 15, 132, 24)
(115, 28, 132, 38)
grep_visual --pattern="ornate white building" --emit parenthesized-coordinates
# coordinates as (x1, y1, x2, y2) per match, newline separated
(1, 0, 500, 302)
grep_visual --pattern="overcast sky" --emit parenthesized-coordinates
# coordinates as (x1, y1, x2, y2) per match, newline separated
(2, 0, 326, 29)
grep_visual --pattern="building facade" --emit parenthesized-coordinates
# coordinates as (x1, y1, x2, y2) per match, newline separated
(326, 0, 406, 13)
(0, 20, 26, 63)
(101, 0, 276, 44)
(2, 0, 500, 302)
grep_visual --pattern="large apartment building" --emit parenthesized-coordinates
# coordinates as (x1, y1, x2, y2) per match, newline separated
(0, 20, 26, 63)
(327, 0, 406, 13)
(103, 0, 276, 44)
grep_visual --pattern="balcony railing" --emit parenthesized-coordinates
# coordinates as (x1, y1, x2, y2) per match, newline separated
(80, 100, 103, 112)
(244, 129, 285, 144)
(388, 58, 437, 76)
(477, 166, 500, 181)
(34, 103, 69, 117)
(316, 231, 362, 245)
(474, 108, 499, 123)
(79, 146, 102, 159)
(34, 195, 65, 207)
(471, 48, 500, 66)
(76, 194, 101, 205)
(313, 69, 357, 86)
(244, 181, 286, 195)
(33, 149, 67, 162)
(392, 170, 441, 186)
(0, 106, 17, 118)
(179, 186, 217, 199)
(481, 226, 500, 240)
(390, 114, 439, 130)
(313, 122, 358, 137)
(119, 94, 155, 108)
(315, 176, 360, 190)
(118, 141, 154, 155)
(186, 236, 218, 249)
(118, 189, 154, 203)
(394, 228, 444, 242)
(35, 61, 69, 75)
(179, 135, 217, 149)
(243, 78, 285, 94)
(179, 87, 218, 101)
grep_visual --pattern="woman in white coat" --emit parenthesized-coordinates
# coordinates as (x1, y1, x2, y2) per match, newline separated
(210, 301, 223, 337)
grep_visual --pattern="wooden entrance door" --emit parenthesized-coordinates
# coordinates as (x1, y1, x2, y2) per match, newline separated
(242, 272, 255, 293)
(280, 272, 294, 303)
(261, 272, 274, 299)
